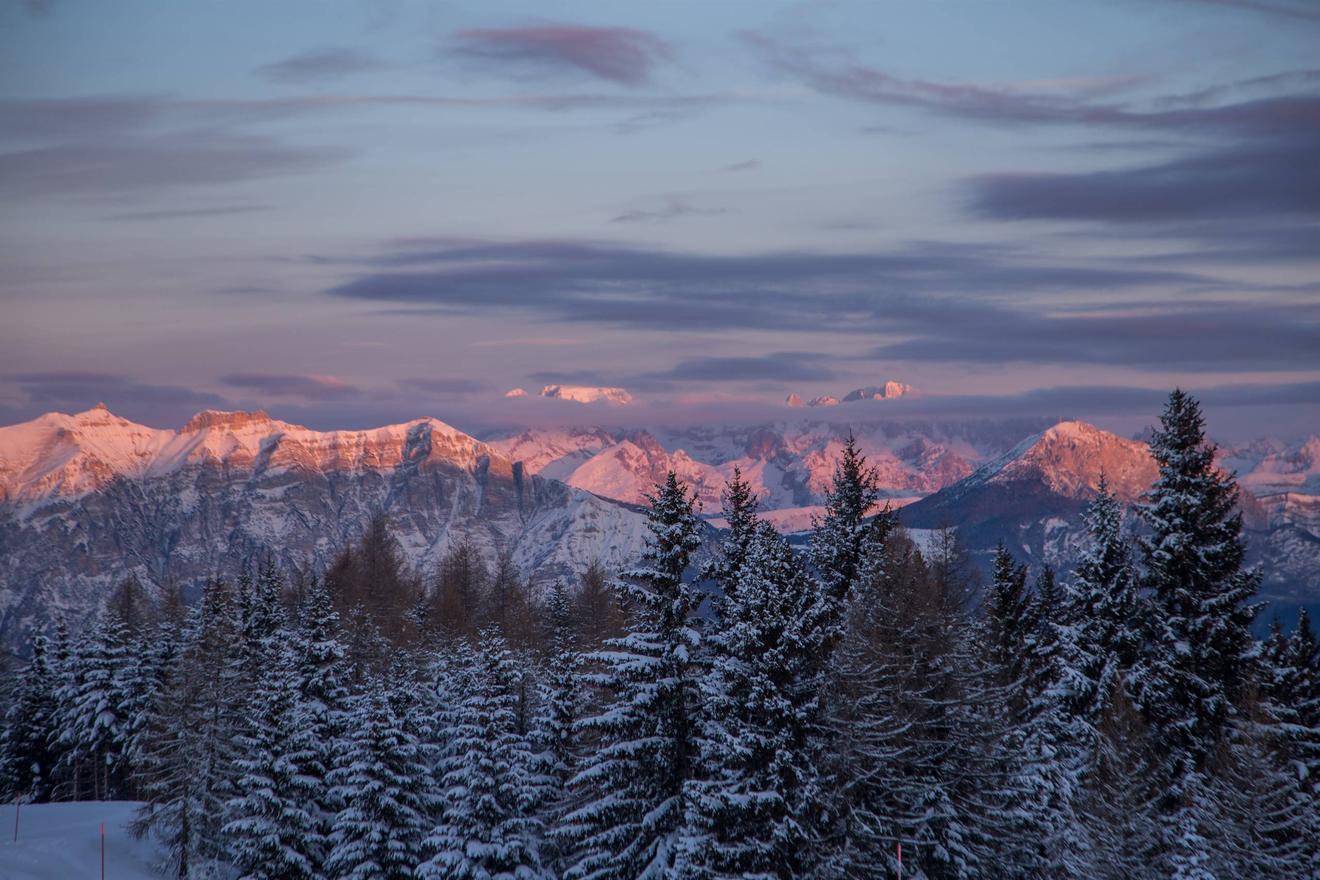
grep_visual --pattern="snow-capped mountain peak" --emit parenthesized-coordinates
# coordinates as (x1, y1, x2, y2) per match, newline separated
(539, 385, 634, 405)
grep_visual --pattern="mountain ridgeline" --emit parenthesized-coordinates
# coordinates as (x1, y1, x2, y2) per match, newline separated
(2, 390, 1316, 879)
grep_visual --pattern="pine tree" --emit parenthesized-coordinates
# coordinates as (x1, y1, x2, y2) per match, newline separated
(563, 472, 704, 880)
(325, 688, 433, 880)
(537, 578, 583, 797)
(701, 466, 759, 609)
(55, 612, 131, 800)
(133, 579, 246, 878)
(225, 658, 323, 880)
(1063, 477, 1142, 725)
(1, 635, 59, 801)
(419, 631, 546, 880)
(810, 434, 879, 612)
(681, 518, 832, 879)
(1133, 390, 1262, 787)
(984, 543, 1032, 689)
(288, 582, 352, 868)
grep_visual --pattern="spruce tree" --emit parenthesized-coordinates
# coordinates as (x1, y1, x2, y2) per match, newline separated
(55, 612, 131, 799)
(702, 466, 759, 609)
(225, 658, 323, 880)
(419, 631, 546, 880)
(0, 634, 59, 801)
(1133, 390, 1261, 784)
(134, 580, 245, 878)
(326, 688, 433, 880)
(1063, 477, 1142, 724)
(810, 434, 879, 612)
(681, 518, 832, 879)
(985, 543, 1032, 688)
(563, 472, 703, 880)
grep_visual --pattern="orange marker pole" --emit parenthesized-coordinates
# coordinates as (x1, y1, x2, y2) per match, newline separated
(100, 821, 105, 880)
(11, 797, 18, 843)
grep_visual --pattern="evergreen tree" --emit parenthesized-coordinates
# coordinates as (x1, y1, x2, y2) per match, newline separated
(701, 466, 759, 608)
(289, 582, 352, 867)
(54, 612, 131, 799)
(534, 579, 586, 875)
(1063, 477, 1142, 724)
(1, 635, 59, 801)
(537, 578, 583, 798)
(810, 434, 879, 612)
(133, 580, 245, 878)
(984, 543, 1032, 689)
(225, 658, 323, 880)
(1133, 390, 1262, 786)
(325, 688, 433, 880)
(563, 472, 704, 880)
(419, 631, 546, 880)
(681, 518, 832, 879)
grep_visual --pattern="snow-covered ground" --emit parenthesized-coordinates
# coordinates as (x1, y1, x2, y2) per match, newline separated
(0, 801, 162, 880)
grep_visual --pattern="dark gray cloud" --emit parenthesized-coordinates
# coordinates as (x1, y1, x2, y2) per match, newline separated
(450, 24, 670, 86)
(326, 238, 1216, 333)
(866, 302, 1320, 371)
(644, 352, 837, 383)
(254, 48, 385, 83)
(220, 373, 361, 400)
(0, 134, 347, 198)
(320, 237, 1320, 372)
(103, 204, 271, 222)
(970, 134, 1320, 222)
(10, 371, 227, 410)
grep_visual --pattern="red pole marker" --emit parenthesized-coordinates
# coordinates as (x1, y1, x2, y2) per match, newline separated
(101, 821, 105, 880)
(897, 841, 902, 880)
(12, 797, 18, 843)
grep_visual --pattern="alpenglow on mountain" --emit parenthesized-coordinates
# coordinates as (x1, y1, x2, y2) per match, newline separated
(0, 405, 651, 646)
(2, 406, 1316, 646)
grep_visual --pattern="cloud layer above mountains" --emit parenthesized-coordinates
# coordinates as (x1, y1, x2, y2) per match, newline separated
(1, 0, 1316, 439)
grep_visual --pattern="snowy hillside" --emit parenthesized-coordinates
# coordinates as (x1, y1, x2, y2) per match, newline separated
(2, 801, 162, 880)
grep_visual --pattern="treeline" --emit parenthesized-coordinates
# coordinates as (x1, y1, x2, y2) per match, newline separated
(2, 389, 1318, 879)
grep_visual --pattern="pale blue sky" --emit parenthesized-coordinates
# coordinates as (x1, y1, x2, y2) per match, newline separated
(1, 0, 1317, 438)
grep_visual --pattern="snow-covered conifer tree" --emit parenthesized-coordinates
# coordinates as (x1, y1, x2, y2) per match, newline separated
(325, 688, 433, 880)
(681, 517, 832, 878)
(1132, 390, 1261, 779)
(225, 658, 323, 880)
(0, 634, 59, 801)
(562, 471, 704, 880)
(420, 630, 546, 879)
(133, 579, 245, 878)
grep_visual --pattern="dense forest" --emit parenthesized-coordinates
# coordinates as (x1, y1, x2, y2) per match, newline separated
(2, 390, 1317, 879)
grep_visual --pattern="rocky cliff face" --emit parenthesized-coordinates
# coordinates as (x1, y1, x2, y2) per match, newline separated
(0, 407, 650, 645)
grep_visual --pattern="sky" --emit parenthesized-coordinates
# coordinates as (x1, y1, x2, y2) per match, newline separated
(1, 0, 1317, 440)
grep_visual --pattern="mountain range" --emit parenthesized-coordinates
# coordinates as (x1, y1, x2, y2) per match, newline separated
(2, 405, 1316, 647)
(0, 405, 649, 647)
